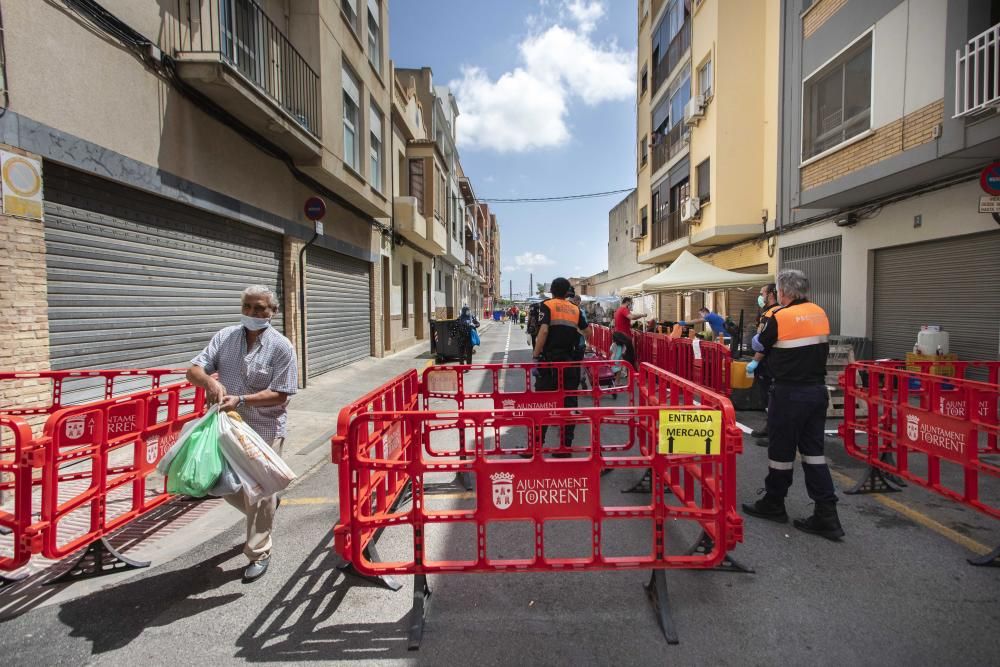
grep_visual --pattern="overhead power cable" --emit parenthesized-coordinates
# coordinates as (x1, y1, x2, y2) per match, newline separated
(479, 187, 634, 203)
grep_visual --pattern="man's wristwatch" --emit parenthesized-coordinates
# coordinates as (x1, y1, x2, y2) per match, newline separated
(237, 396, 246, 408)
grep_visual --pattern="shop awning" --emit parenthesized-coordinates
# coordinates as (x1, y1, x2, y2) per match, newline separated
(620, 250, 773, 295)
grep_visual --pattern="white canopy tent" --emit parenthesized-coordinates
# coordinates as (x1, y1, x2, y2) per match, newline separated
(620, 250, 773, 296)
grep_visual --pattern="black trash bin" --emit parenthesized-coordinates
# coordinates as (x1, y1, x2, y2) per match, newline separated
(432, 319, 468, 362)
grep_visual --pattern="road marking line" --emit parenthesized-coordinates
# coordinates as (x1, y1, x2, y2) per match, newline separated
(425, 491, 475, 500)
(828, 470, 992, 556)
(736, 421, 753, 434)
(280, 497, 337, 506)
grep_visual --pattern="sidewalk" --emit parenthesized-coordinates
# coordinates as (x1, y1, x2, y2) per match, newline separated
(0, 336, 443, 618)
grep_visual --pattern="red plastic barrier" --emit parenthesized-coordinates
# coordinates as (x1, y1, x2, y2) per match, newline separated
(331, 370, 421, 560)
(590, 324, 611, 357)
(0, 369, 189, 416)
(0, 416, 42, 573)
(840, 361, 999, 522)
(335, 361, 743, 575)
(39, 381, 204, 559)
(1, 371, 204, 576)
(587, 326, 732, 395)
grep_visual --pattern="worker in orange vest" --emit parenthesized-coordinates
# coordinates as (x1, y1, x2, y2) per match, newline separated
(743, 269, 844, 540)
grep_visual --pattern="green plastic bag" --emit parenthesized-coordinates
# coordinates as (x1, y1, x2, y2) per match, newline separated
(166, 408, 223, 497)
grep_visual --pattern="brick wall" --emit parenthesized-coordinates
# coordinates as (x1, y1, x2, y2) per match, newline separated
(0, 146, 53, 421)
(281, 236, 303, 384)
(801, 99, 944, 191)
(803, 0, 847, 39)
(0, 217, 53, 429)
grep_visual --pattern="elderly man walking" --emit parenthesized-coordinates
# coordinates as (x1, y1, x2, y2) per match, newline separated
(742, 269, 844, 540)
(187, 285, 298, 581)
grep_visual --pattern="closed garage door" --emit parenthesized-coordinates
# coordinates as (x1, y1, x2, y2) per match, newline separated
(43, 165, 284, 371)
(780, 236, 842, 334)
(305, 246, 371, 376)
(872, 231, 1000, 361)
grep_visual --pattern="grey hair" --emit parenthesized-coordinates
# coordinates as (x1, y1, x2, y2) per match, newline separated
(776, 269, 809, 301)
(242, 285, 280, 311)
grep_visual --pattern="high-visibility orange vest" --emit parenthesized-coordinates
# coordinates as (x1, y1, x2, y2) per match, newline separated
(757, 303, 781, 333)
(773, 301, 830, 348)
(542, 298, 581, 329)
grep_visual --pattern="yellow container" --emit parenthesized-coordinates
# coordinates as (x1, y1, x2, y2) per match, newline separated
(904, 353, 957, 378)
(731, 362, 755, 389)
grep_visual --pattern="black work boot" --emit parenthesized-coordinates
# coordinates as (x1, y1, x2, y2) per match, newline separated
(793, 501, 845, 541)
(750, 427, 768, 439)
(742, 494, 788, 523)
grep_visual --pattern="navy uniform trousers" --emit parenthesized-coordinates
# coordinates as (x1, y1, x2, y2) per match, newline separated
(765, 383, 838, 503)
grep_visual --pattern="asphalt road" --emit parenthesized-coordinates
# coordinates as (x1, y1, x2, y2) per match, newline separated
(2, 322, 998, 666)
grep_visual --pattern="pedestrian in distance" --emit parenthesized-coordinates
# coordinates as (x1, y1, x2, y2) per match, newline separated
(747, 283, 781, 444)
(742, 269, 845, 540)
(186, 285, 299, 582)
(614, 296, 646, 336)
(532, 277, 590, 453)
(458, 305, 480, 365)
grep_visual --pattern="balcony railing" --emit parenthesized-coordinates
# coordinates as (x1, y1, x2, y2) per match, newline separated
(955, 22, 1000, 118)
(652, 21, 689, 97)
(174, 0, 320, 137)
(651, 122, 686, 173)
(650, 209, 685, 250)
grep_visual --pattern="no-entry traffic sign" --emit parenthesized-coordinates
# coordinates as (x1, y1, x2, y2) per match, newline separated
(304, 196, 326, 221)
(979, 162, 1000, 195)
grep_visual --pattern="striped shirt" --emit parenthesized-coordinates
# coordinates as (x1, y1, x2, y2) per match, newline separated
(191, 325, 298, 442)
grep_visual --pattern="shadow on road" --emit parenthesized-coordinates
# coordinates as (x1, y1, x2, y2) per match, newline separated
(55, 544, 244, 653)
(236, 530, 412, 662)
(0, 497, 221, 621)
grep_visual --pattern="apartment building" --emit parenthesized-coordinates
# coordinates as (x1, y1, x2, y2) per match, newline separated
(395, 68, 465, 319)
(777, 0, 1000, 360)
(634, 0, 779, 334)
(384, 67, 444, 352)
(1, 0, 393, 382)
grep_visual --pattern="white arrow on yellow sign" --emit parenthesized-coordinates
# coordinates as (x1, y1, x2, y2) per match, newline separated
(658, 409, 722, 455)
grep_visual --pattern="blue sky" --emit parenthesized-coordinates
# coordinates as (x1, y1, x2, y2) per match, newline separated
(389, 0, 637, 297)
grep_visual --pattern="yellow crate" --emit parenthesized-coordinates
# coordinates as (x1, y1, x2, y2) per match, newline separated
(905, 353, 957, 377)
(731, 362, 756, 389)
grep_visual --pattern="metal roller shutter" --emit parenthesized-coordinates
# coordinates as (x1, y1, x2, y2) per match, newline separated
(872, 231, 1000, 362)
(43, 165, 284, 376)
(305, 246, 371, 376)
(780, 236, 842, 334)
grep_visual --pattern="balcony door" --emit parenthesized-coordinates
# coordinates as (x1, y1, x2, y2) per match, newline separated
(221, 0, 264, 88)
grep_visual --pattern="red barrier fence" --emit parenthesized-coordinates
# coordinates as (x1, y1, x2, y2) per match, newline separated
(840, 361, 999, 566)
(590, 325, 731, 395)
(0, 416, 40, 575)
(1, 369, 204, 584)
(0, 369, 189, 416)
(332, 360, 748, 646)
(331, 369, 421, 584)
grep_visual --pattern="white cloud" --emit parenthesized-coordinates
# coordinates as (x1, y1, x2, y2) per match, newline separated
(502, 265, 517, 272)
(515, 252, 556, 268)
(564, 0, 605, 33)
(450, 1, 634, 153)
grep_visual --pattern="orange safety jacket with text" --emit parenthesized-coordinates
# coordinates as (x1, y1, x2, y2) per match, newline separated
(760, 300, 830, 385)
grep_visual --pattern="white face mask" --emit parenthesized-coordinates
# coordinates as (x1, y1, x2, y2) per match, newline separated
(241, 315, 271, 331)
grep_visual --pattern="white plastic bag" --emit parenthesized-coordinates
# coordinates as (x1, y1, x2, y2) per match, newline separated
(156, 405, 219, 476)
(217, 411, 296, 505)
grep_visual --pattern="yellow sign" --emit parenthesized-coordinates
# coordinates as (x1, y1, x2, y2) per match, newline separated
(1, 151, 43, 221)
(658, 409, 722, 455)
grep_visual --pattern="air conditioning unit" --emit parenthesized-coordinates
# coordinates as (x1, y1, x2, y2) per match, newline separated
(684, 96, 705, 126)
(680, 197, 701, 223)
(630, 223, 647, 241)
